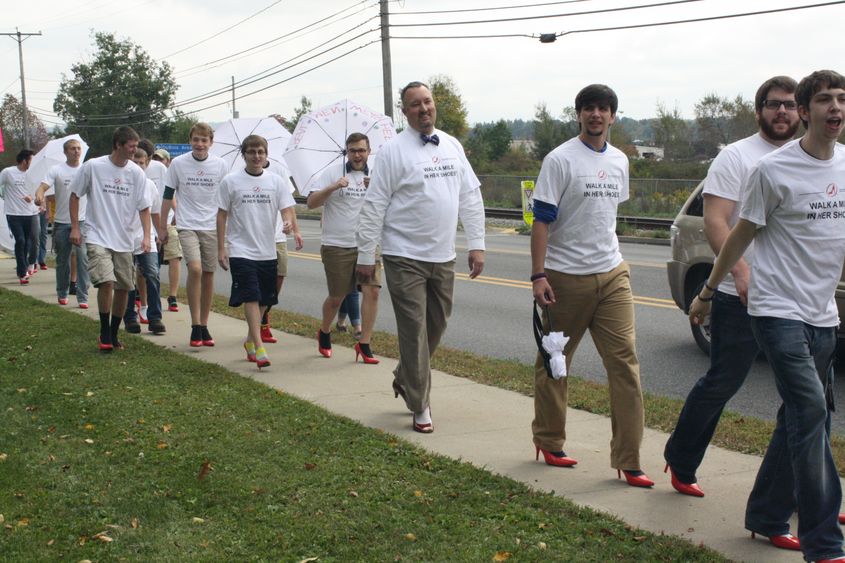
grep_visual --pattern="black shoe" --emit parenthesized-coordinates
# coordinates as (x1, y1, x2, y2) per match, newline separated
(125, 319, 142, 334)
(149, 319, 166, 334)
(69, 281, 77, 295)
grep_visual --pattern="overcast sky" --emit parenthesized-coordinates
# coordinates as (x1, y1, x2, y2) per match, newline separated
(2, 0, 844, 133)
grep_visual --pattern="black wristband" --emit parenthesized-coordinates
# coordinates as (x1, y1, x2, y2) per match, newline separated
(704, 281, 717, 293)
(530, 272, 547, 282)
(697, 293, 713, 302)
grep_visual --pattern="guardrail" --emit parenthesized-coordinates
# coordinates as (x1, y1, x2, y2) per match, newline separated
(294, 197, 673, 230)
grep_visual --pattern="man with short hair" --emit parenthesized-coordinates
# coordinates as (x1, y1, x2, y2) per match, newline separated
(531, 84, 651, 487)
(34, 138, 89, 307)
(160, 123, 228, 347)
(664, 77, 801, 500)
(306, 132, 381, 363)
(690, 69, 845, 563)
(357, 81, 486, 433)
(1, 149, 38, 284)
(69, 126, 152, 351)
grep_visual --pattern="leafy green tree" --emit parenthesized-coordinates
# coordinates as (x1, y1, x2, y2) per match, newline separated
(608, 119, 638, 159)
(694, 93, 757, 157)
(485, 120, 512, 161)
(653, 102, 693, 160)
(159, 111, 198, 143)
(429, 75, 468, 139)
(284, 96, 313, 132)
(532, 103, 566, 161)
(53, 32, 178, 156)
(0, 94, 49, 167)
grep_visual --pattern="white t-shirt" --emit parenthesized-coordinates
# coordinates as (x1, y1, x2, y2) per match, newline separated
(534, 137, 629, 275)
(264, 160, 296, 244)
(166, 153, 228, 231)
(357, 128, 485, 264)
(217, 168, 296, 260)
(703, 133, 781, 296)
(132, 179, 162, 255)
(145, 159, 173, 224)
(43, 162, 85, 223)
(740, 139, 845, 327)
(69, 156, 151, 252)
(0, 166, 38, 216)
(306, 164, 370, 248)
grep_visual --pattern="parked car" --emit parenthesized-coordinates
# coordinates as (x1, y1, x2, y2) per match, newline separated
(667, 182, 845, 355)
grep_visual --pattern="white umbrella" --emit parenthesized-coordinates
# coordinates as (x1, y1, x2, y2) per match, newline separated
(283, 99, 396, 194)
(25, 134, 90, 191)
(209, 117, 292, 172)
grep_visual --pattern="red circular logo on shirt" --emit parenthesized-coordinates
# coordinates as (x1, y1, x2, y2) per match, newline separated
(253, 186, 261, 193)
(113, 178, 122, 185)
(827, 183, 838, 197)
(598, 170, 607, 180)
(432, 156, 440, 164)
(196, 170, 206, 177)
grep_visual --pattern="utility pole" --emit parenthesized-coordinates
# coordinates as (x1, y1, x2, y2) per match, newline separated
(1, 29, 42, 147)
(231, 76, 239, 119)
(379, 0, 393, 119)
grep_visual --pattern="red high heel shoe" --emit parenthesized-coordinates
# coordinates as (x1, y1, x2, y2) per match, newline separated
(412, 407, 433, 434)
(618, 469, 654, 488)
(317, 330, 332, 358)
(750, 531, 800, 551)
(260, 323, 277, 344)
(354, 342, 379, 364)
(664, 463, 704, 497)
(97, 336, 113, 352)
(535, 446, 577, 467)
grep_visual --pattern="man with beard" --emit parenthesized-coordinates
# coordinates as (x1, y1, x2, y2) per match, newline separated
(664, 76, 808, 547)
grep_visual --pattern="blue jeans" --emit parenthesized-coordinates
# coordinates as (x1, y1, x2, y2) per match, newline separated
(664, 291, 761, 478)
(339, 290, 361, 326)
(745, 316, 842, 561)
(124, 252, 161, 322)
(38, 210, 48, 265)
(6, 214, 38, 278)
(53, 222, 89, 303)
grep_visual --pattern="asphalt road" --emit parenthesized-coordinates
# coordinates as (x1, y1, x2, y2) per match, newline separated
(172, 219, 845, 435)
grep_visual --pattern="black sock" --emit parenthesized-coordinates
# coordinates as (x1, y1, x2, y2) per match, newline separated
(110, 315, 122, 347)
(99, 313, 111, 343)
(261, 305, 272, 326)
(200, 325, 212, 341)
(191, 325, 202, 341)
(318, 330, 332, 349)
(358, 342, 372, 356)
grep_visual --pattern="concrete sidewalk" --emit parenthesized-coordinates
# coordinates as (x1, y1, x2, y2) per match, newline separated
(5, 258, 821, 563)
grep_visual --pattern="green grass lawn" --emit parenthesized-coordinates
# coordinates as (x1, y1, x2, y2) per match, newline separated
(0, 289, 723, 561)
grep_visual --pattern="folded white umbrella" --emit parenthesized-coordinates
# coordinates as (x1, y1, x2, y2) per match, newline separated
(24, 134, 90, 191)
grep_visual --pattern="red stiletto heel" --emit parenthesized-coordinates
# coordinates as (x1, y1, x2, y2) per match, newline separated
(317, 330, 332, 358)
(665, 463, 704, 497)
(750, 531, 800, 551)
(354, 342, 379, 364)
(618, 469, 655, 488)
(535, 446, 578, 467)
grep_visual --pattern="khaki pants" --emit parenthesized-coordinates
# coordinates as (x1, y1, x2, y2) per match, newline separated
(532, 262, 644, 470)
(383, 256, 455, 413)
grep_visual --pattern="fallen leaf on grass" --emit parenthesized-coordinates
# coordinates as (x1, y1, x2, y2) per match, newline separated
(0, 453, 7, 462)
(404, 533, 416, 541)
(14, 492, 24, 499)
(86, 391, 94, 397)
(17, 518, 29, 527)
(304, 463, 316, 470)
(192, 517, 205, 524)
(131, 518, 139, 529)
(16, 388, 26, 393)
(162, 424, 172, 433)
(84, 439, 94, 445)
(92, 532, 113, 542)
(156, 441, 168, 450)
(414, 490, 423, 497)
(25, 405, 38, 412)
(197, 460, 213, 481)
(105, 524, 122, 530)
(79, 560, 92, 563)
(84, 424, 95, 431)
(298, 558, 319, 563)
(537, 542, 547, 550)
(47, 539, 54, 546)
(0, 514, 4, 524)
(537, 522, 549, 529)
(492, 552, 512, 561)
(633, 536, 646, 542)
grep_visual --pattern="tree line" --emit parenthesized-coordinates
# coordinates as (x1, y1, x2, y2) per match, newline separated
(1, 31, 756, 180)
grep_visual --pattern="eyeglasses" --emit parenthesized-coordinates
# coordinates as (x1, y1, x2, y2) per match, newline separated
(763, 99, 798, 110)
(347, 148, 368, 155)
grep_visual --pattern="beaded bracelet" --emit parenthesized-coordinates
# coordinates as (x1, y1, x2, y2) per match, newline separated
(530, 272, 547, 282)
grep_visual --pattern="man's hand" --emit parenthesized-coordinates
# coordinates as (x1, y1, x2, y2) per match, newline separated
(356, 264, 376, 283)
(294, 232, 304, 251)
(218, 249, 229, 271)
(34, 194, 44, 207)
(468, 250, 485, 279)
(282, 221, 292, 235)
(335, 177, 349, 189)
(23, 195, 33, 203)
(159, 228, 169, 245)
(69, 226, 82, 246)
(689, 295, 711, 325)
(532, 277, 555, 305)
(142, 239, 151, 254)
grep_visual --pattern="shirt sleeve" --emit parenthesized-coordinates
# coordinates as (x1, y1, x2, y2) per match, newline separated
(165, 160, 178, 190)
(136, 170, 152, 211)
(356, 151, 393, 265)
(69, 162, 91, 198)
(458, 156, 485, 251)
(739, 163, 772, 228)
(217, 176, 231, 212)
(533, 152, 567, 208)
(703, 147, 742, 202)
(148, 180, 162, 214)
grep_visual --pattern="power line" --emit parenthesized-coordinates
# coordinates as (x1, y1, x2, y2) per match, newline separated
(388, 0, 704, 27)
(395, 0, 590, 15)
(161, 0, 285, 60)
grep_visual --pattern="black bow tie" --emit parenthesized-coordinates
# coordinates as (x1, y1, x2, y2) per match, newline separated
(420, 133, 440, 146)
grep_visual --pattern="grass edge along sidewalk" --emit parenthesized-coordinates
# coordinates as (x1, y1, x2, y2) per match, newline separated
(0, 289, 722, 561)
(191, 285, 845, 476)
